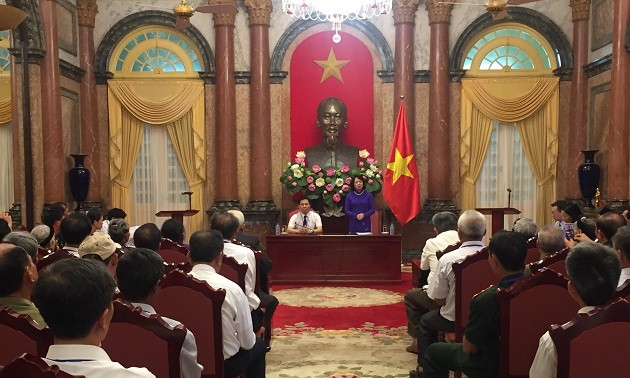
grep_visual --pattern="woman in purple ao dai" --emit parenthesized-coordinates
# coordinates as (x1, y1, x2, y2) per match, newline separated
(344, 176, 376, 233)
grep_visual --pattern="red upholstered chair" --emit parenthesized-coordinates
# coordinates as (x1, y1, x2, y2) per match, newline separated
(164, 261, 192, 275)
(550, 298, 630, 378)
(102, 299, 187, 378)
(411, 242, 462, 289)
(613, 279, 630, 300)
(218, 255, 247, 292)
(0, 354, 83, 377)
(436, 241, 462, 260)
(36, 249, 74, 271)
(154, 269, 226, 378)
(0, 307, 53, 367)
(529, 247, 570, 277)
(370, 210, 381, 234)
(496, 268, 579, 378)
(159, 239, 190, 265)
(524, 237, 541, 265)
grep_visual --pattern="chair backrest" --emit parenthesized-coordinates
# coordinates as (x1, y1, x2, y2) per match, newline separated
(286, 208, 300, 225)
(370, 210, 381, 234)
(550, 298, 630, 378)
(452, 247, 494, 340)
(36, 249, 74, 271)
(0, 307, 53, 366)
(496, 268, 579, 377)
(614, 279, 630, 300)
(159, 239, 190, 265)
(253, 251, 262, 295)
(164, 261, 192, 275)
(524, 237, 541, 265)
(154, 269, 226, 378)
(102, 299, 186, 378)
(218, 255, 247, 292)
(529, 247, 569, 277)
(0, 354, 83, 377)
(436, 241, 462, 260)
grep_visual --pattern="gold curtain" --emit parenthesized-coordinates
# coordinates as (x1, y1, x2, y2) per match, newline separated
(459, 77, 559, 226)
(108, 80, 206, 231)
(0, 77, 11, 124)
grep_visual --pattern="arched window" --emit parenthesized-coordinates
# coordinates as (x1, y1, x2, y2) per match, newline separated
(0, 30, 14, 211)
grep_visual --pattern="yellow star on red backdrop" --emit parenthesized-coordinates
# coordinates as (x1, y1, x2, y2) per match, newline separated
(314, 48, 350, 83)
(386, 148, 415, 184)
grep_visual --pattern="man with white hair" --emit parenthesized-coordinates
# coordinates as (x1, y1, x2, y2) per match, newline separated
(414, 210, 487, 375)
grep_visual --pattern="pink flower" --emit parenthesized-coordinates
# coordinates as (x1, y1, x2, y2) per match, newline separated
(332, 193, 341, 202)
(326, 183, 334, 192)
(359, 161, 364, 167)
(326, 168, 335, 177)
(340, 165, 350, 173)
(287, 176, 292, 180)
(312, 165, 322, 173)
(345, 177, 352, 184)
(318, 172, 324, 178)
(342, 184, 349, 192)
(291, 182, 297, 187)
(294, 157, 305, 164)
(368, 179, 374, 185)
(301, 162, 306, 167)
(308, 184, 316, 191)
(306, 176, 314, 183)
(366, 158, 375, 164)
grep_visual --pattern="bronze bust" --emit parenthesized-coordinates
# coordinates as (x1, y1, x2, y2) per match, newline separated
(305, 98, 359, 168)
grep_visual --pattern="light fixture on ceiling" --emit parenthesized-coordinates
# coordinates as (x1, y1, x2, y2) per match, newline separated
(282, 0, 392, 43)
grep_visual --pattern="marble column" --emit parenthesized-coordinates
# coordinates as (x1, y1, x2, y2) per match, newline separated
(607, 0, 629, 203)
(566, 0, 591, 199)
(244, 0, 275, 215)
(392, 0, 419, 134)
(212, 1, 240, 209)
(426, 0, 452, 202)
(76, 0, 102, 209)
(39, 0, 65, 203)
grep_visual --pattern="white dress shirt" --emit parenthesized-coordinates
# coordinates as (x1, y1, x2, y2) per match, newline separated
(420, 230, 459, 289)
(426, 241, 485, 321)
(529, 306, 596, 378)
(131, 303, 203, 378)
(288, 210, 322, 231)
(189, 264, 256, 359)
(618, 267, 630, 288)
(223, 241, 260, 310)
(44, 344, 155, 377)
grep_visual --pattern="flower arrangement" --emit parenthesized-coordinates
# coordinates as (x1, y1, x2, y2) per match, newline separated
(280, 149, 383, 208)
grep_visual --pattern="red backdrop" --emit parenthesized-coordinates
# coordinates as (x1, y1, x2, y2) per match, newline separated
(290, 30, 374, 158)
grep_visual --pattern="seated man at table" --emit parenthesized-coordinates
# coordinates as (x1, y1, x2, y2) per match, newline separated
(287, 197, 323, 235)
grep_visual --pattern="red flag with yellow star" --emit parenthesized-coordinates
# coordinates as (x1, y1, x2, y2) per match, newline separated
(383, 101, 421, 224)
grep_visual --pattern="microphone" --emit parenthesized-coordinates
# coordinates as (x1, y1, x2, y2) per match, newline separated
(507, 188, 512, 208)
(181, 191, 193, 210)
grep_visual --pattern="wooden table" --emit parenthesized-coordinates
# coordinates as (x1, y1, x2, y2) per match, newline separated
(266, 235, 402, 284)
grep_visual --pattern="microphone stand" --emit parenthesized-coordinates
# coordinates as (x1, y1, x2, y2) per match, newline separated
(507, 188, 512, 208)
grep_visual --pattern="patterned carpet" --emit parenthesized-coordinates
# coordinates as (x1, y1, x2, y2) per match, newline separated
(266, 270, 417, 378)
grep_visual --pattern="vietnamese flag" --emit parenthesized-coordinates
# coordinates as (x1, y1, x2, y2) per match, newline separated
(383, 101, 421, 224)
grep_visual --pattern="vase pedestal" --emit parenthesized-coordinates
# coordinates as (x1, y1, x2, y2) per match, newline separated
(578, 150, 600, 208)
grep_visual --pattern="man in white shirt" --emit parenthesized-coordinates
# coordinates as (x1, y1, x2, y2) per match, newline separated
(612, 225, 630, 286)
(32, 258, 154, 378)
(404, 211, 459, 354)
(287, 198, 323, 235)
(211, 211, 278, 344)
(117, 248, 203, 378)
(188, 230, 266, 378)
(550, 200, 567, 229)
(530, 242, 621, 377)
(416, 210, 487, 371)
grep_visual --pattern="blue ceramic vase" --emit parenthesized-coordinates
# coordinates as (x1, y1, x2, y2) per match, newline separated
(69, 154, 90, 211)
(578, 150, 600, 207)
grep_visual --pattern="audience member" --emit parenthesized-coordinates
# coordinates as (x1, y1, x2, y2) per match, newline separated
(211, 211, 278, 342)
(227, 209, 274, 294)
(87, 209, 104, 234)
(99, 207, 128, 234)
(79, 233, 119, 278)
(575, 216, 597, 241)
(43, 202, 67, 250)
(161, 218, 186, 246)
(594, 211, 626, 247)
(33, 258, 154, 377)
(188, 230, 266, 378)
(561, 203, 582, 224)
(415, 210, 487, 372)
(611, 225, 630, 287)
(523, 225, 565, 276)
(133, 223, 162, 252)
(550, 200, 567, 229)
(108, 218, 131, 253)
(3, 231, 39, 263)
(404, 211, 459, 354)
(31, 224, 54, 249)
(58, 212, 92, 257)
(117, 248, 203, 377)
(0, 243, 46, 325)
(287, 197, 323, 235)
(421, 231, 527, 377)
(0, 218, 10, 240)
(619, 204, 630, 224)
(512, 218, 538, 239)
(529, 242, 621, 377)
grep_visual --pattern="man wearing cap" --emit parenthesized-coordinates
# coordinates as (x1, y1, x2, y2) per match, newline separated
(79, 233, 119, 278)
(0, 242, 46, 325)
(3, 231, 40, 264)
(31, 224, 54, 250)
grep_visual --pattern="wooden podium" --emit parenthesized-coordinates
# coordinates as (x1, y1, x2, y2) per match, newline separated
(155, 210, 199, 223)
(475, 207, 520, 236)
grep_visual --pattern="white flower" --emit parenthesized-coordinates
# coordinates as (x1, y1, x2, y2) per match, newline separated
(293, 169, 303, 178)
(370, 164, 378, 171)
(365, 169, 374, 178)
(335, 178, 344, 187)
(290, 164, 300, 170)
(359, 149, 370, 158)
(296, 151, 306, 158)
(315, 178, 326, 187)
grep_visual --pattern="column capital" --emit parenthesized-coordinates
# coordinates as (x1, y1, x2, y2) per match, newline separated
(213, 0, 238, 26)
(426, 0, 452, 24)
(570, 0, 591, 22)
(244, 0, 272, 26)
(393, 0, 420, 25)
(77, 0, 99, 28)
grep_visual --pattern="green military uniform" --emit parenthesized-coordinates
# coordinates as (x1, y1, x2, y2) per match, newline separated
(0, 296, 47, 326)
(422, 273, 524, 378)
